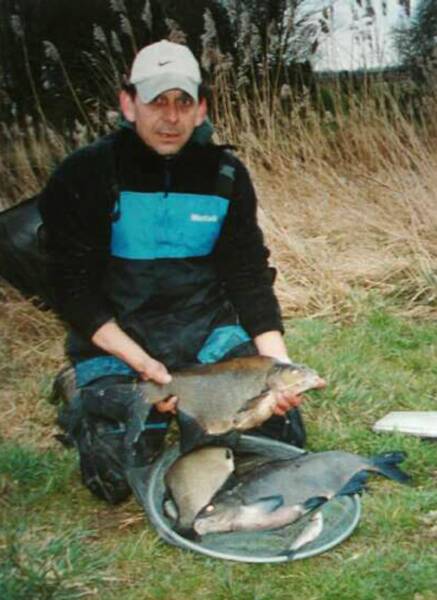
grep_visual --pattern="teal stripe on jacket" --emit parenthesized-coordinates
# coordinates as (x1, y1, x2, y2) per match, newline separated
(111, 192, 229, 259)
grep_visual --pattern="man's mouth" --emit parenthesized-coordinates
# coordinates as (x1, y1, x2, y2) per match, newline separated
(158, 131, 181, 140)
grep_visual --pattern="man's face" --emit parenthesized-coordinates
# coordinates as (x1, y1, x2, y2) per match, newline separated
(120, 88, 207, 156)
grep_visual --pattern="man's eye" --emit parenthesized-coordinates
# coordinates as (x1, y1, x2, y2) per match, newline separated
(151, 96, 166, 106)
(178, 96, 193, 107)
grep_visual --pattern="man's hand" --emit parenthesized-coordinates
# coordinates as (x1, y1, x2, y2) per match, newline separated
(272, 389, 304, 416)
(254, 329, 302, 415)
(253, 330, 327, 415)
(91, 320, 178, 414)
(155, 395, 178, 415)
(91, 319, 172, 384)
(132, 353, 172, 385)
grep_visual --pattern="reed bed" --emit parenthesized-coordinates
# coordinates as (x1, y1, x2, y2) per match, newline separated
(1, 77, 436, 322)
(210, 80, 437, 320)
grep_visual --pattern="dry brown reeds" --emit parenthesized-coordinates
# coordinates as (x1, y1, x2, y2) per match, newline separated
(1, 73, 436, 322)
(211, 78, 437, 320)
(0, 120, 70, 208)
(0, 287, 64, 445)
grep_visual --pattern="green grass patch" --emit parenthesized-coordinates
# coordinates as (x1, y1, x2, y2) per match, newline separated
(0, 442, 77, 510)
(0, 525, 111, 600)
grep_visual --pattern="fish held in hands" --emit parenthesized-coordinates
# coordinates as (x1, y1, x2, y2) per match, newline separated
(81, 356, 326, 453)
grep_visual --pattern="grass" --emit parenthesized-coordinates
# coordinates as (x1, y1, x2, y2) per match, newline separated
(0, 525, 111, 600)
(0, 295, 436, 599)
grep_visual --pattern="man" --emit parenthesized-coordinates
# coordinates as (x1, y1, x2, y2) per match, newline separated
(40, 40, 308, 503)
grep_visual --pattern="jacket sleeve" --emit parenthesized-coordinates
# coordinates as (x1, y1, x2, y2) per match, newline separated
(38, 148, 115, 340)
(213, 157, 284, 337)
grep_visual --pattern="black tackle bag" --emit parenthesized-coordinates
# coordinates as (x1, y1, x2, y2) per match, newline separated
(0, 196, 55, 307)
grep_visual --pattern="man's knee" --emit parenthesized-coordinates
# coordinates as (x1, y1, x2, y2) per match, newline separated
(56, 374, 171, 504)
(76, 417, 132, 504)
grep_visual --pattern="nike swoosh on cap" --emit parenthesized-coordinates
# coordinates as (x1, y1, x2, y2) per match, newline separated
(158, 60, 172, 66)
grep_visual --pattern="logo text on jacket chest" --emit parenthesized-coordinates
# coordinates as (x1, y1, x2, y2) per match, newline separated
(190, 213, 219, 223)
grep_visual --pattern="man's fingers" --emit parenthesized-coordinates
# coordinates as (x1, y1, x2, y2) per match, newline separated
(273, 393, 303, 416)
(275, 398, 291, 412)
(138, 360, 172, 384)
(147, 363, 172, 384)
(154, 369, 172, 385)
(272, 405, 288, 416)
(156, 395, 178, 414)
(275, 391, 303, 412)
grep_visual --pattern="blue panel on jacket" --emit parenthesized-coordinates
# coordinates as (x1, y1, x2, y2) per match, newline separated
(197, 325, 251, 364)
(111, 191, 230, 259)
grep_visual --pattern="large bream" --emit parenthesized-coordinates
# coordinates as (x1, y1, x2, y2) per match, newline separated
(81, 356, 326, 452)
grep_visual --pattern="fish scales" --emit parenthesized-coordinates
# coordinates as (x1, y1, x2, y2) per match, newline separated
(146, 357, 323, 432)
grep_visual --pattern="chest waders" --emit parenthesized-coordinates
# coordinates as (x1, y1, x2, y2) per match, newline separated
(40, 145, 239, 504)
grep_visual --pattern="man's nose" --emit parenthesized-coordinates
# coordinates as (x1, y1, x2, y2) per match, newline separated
(163, 102, 179, 123)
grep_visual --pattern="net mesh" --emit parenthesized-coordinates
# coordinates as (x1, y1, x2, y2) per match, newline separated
(133, 435, 361, 563)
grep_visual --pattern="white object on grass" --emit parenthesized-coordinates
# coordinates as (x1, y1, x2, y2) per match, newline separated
(373, 412, 437, 438)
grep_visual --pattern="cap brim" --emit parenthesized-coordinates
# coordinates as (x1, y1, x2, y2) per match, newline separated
(135, 73, 199, 103)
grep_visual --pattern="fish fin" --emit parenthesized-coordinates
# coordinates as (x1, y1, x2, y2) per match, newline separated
(177, 411, 208, 454)
(254, 495, 284, 513)
(370, 451, 411, 483)
(303, 496, 328, 511)
(236, 393, 266, 414)
(124, 396, 152, 447)
(337, 471, 370, 496)
(285, 511, 325, 558)
(220, 472, 239, 492)
(213, 431, 240, 450)
(163, 499, 178, 521)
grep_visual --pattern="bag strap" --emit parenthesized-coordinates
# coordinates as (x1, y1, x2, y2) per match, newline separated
(214, 149, 236, 199)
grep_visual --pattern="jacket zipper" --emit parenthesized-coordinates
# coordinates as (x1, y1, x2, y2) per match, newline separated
(163, 159, 172, 198)
(160, 159, 172, 241)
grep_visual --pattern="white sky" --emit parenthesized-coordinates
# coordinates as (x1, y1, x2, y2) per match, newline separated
(304, 0, 419, 71)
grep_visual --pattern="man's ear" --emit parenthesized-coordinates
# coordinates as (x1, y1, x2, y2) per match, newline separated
(119, 90, 136, 123)
(195, 97, 208, 127)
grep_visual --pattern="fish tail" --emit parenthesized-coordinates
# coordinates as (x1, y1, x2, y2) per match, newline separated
(370, 451, 411, 483)
(337, 471, 370, 496)
(303, 496, 327, 511)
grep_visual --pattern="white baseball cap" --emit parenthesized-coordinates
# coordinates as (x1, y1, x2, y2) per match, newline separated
(129, 40, 201, 103)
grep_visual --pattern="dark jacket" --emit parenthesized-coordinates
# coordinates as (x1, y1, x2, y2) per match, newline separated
(39, 125, 283, 369)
